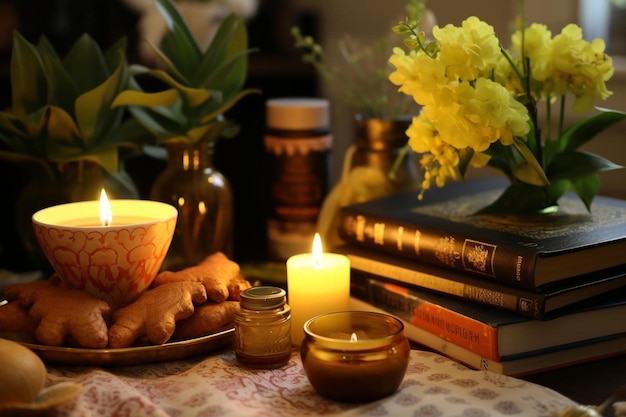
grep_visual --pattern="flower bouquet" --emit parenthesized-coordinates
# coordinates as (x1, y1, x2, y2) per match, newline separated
(389, 0, 626, 215)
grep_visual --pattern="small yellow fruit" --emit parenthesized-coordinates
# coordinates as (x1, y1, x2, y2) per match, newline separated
(0, 338, 47, 405)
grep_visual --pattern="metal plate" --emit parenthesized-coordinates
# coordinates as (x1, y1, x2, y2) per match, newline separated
(2, 327, 235, 367)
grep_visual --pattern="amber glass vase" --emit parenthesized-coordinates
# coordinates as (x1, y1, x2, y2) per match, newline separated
(151, 140, 233, 271)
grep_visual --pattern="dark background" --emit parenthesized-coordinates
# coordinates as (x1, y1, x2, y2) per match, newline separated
(0, 0, 320, 270)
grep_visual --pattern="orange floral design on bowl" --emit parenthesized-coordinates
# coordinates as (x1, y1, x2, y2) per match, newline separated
(32, 200, 177, 307)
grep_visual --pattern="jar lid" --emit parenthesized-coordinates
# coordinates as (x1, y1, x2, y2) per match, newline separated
(240, 286, 287, 310)
(266, 98, 329, 130)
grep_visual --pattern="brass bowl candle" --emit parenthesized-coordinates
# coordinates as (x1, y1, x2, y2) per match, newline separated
(301, 311, 410, 403)
(32, 196, 177, 307)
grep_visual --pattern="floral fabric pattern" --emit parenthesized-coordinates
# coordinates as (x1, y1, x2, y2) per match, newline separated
(46, 349, 576, 416)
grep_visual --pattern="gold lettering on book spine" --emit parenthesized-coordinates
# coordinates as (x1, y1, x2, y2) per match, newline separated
(355, 215, 366, 242)
(373, 222, 385, 245)
(413, 229, 421, 255)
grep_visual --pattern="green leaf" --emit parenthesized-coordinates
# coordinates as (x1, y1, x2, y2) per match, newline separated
(10, 32, 47, 120)
(82, 149, 120, 173)
(0, 110, 27, 137)
(112, 89, 179, 108)
(155, 0, 201, 74)
(74, 57, 125, 143)
(99, 117, 149, 150)
(126, 102, 187, 140)
(141, 43, 190, 85)
(63, 34, 109, 93)
(512, 160, 550, 186)
(560, 107, 626, 151)
(38, 36, 80, 115)
(546, 151, 623, 181)
(545, 179, 570, 202)
(140, 69, 211, 106)
(474, 183, 558, 215)
(570, 174, 600, 211)
(194, 13, 248, 95)
(23, 106, 49, 144)
(511, 136, 549, 185)
(46, 106, 81, 142)
(457, 147, 474, 179)
(103, 37, 128, 74)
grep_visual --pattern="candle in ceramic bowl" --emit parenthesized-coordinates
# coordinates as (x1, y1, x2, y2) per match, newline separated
(301, 311, 410, 403)
(32, 190, 177, 307)
(286, 233, 350, 345)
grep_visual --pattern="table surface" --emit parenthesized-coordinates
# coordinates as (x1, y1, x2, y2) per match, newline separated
(28, 348, 585, 417)
(522, 352, 626, 405)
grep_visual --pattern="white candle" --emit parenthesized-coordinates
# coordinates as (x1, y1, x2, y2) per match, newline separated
(287, 233, 351, 345)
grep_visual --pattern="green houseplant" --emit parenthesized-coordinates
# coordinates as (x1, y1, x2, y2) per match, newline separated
(0, 31, 149, 268)
(112, 0, 259, 269)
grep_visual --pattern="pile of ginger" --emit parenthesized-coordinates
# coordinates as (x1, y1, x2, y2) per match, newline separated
(0, 252, 250, 349)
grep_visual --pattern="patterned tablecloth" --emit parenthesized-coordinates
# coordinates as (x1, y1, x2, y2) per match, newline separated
(43, 349, 580, 417)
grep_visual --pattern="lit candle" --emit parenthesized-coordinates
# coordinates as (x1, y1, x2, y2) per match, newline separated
(31, 195, 178, 307)
(100, 189, 112, 226)
(286, 233, 350, 345)
(301, 311, 410, 403)
(59, 189, 156, 226)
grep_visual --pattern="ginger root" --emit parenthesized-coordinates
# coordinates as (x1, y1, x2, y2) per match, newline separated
(173, 301, 238, 341)
(153, 252, 251, 302)
(108, 281, 207, 348)
(3, 280, 111, 348)
(0, 301, 36, 336)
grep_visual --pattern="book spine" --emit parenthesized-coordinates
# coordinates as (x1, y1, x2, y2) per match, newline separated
(349, 297, 506, 374)
(348, 256, 547, 319)
(338, 210, 539, 289)
(366, 280, 501, 360)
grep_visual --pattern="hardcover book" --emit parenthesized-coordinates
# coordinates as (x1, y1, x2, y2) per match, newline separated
(343, 244, 626, 319)
(337, 176, 626, 290)
(349, 297, 626, 377)
(354, 274, 626, 361)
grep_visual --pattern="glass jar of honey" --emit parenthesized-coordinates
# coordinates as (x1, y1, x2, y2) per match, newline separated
(234, 286, 292, 368)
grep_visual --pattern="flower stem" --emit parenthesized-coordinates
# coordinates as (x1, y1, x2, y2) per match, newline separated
(559, 95, 566, 139)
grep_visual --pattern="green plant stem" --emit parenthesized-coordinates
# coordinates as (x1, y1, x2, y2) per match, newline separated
(559, 95, 566, 139)
(545, 98, 552, 142)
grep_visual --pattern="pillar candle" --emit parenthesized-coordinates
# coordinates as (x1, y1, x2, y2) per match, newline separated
(287, 234, 351, 345)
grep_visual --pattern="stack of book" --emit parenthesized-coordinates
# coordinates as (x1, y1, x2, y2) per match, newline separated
(336, 176, 626, 376)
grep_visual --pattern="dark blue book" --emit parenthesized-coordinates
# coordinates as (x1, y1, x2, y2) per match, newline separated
(338, 176, 626, 290)
(343, 244, 626, 319)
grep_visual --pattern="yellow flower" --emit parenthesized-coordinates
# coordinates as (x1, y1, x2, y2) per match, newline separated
(506, 23, 555, 100)
(512, 23, 553, 81)
(433, 16, 501, 81)
(389, 3, 625, 214)
(551, 24, 613, 111)
(389, 47, 446, 107)
(417, 79, 530, 154)
(406, 115, 460, 198)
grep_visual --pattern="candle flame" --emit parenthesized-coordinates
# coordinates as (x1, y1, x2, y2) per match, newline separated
(350, 332, 358, 342)
(312, 233, 323, 267)
(99, 189, 112, 226)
